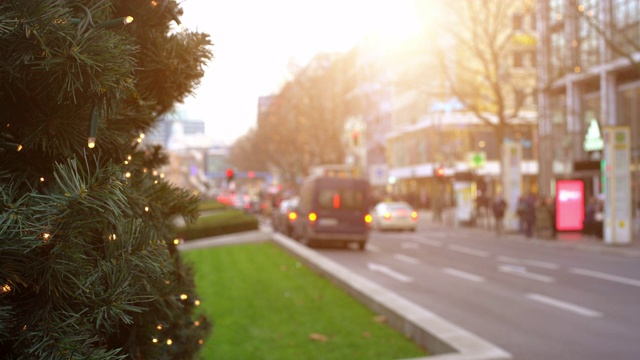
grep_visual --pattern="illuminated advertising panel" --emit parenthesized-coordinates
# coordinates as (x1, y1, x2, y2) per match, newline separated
(556, 180, 584, 231)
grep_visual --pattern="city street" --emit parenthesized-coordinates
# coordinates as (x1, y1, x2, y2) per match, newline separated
(315, 216, 640, 360)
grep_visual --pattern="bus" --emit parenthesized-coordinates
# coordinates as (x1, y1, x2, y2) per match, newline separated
(291, 173, 372, 250)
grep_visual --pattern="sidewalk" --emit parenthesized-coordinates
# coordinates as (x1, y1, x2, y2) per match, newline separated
(419, 209, 640, 258)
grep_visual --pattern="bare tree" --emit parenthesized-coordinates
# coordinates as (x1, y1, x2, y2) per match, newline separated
(435, 0, 537, 151)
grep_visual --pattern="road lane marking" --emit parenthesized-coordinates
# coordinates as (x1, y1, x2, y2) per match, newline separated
(499, 264, 555, 283)
(497, 256, 559, 270)
(368, 262, 414, 283)
(526, 293, 602, 318)
(411, 237, 443, 247)
(570, 268, 640, 288)
(448, 244, 490, 257)
(401, 242, 420, 249)
(394, 253, 420, 264)
(366, 244, 380, 252)
(443, 268, 486, 283)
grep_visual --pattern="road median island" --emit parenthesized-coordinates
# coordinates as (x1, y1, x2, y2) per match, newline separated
(271, 232, 512, 360)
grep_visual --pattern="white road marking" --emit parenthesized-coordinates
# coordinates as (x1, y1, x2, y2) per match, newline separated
(367, 262, 414, 283)
(526, 293, 602, 318)
(394, 253, 420, 264)
(570, 268, 640, 288)
(448, 244, 490, 257)
(366, 244, 380, 252)
(401, 242, 420, 249)
(443, 268, 486, 283)
(411, 237, 443, 247)
(497, 256, 559, 270)
(499, 265, 555, 283)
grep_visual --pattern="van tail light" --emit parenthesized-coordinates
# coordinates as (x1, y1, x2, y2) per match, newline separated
(364, 214, 373, 224)
(288, 212, 297, 222)
(308, 212, 317, 222)
(411, 211, 418, 220)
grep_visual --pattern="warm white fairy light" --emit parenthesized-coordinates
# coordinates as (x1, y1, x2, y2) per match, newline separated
(42, 232, 51, 242)
(154, 180, 158, 184)
(144, 206, 150, 212)
(159, 173, 165, 179)
(194, 320, 200, 327)
(1, 284, 11, 293)
(16, 144, 23, 151)
(124, 160, 129, 165)
(165, 280, 171, 285)
(180, 294, 188, 300)
(127, 155, 132, 161)
(125, 172, 131, 178)
(152, 338, 158, 343)
(198, 339, 204, 345)
(136, 138, 142, 143)
(173, 238, 180, 245)
(194, 299, 201, 306)
(166, 339, 172, 346)
(39, 177, 45, 182)
(108, 234, 117, 241)
(152, 170, 158, 176)
(139, 133, 145, 139)
(157, 324, 163, 330)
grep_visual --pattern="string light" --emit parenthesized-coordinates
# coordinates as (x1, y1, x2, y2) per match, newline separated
(127, 155, 132, 161)
(39, 177, 45, 182)
(144, 206, 149, 212)
(180, 294, 188, 300)
(194, 299, 201, 306)
(159, 173, 165, 179)
(42, 232, 51, 242)
(1, 284, 11, 293)
(173, 238, 180, 245)
(166, 339, 172, 346)
(95, 16, 134, 29)
(124, 161, 129, 165)
(108, 234, 117, 241)
(157, 324, 163, 330)
(151, 1, 158, 6)
(139, 133, 145, 139)
(125, 172, 131, 178)
(198, 339, 204, 345)
(88, 103, 99, 149)
(152, 338, 158, 344)
(152, 170, 158, 176)
(194, 320, 200, 327)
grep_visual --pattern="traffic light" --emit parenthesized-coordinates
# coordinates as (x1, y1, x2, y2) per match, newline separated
(352, 130, 360, 146)
(225, 168, 235, 183)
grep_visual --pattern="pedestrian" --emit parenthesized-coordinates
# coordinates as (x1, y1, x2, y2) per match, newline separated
(492, 194, 507, 237)
(583, 197, 598, 236)
(535, 196, 554, 239)
(520, 193, 536, 238)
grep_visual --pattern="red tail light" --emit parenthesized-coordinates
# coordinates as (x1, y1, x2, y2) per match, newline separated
(333, 193, 340, 209)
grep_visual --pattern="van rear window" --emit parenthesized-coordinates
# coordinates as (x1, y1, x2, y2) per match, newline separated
(318, 189, 365, 210)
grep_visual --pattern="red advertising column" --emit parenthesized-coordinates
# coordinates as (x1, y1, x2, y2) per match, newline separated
(556, 180, 585, 231)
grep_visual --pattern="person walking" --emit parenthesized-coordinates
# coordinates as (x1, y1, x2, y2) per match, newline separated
(521, 193, 536, 238)
(492, 194, 507, 237)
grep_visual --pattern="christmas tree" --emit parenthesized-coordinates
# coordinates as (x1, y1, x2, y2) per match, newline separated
(1, 1, 213, 358)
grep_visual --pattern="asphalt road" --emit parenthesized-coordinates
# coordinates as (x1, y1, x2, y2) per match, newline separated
(314, 223, 640, 360)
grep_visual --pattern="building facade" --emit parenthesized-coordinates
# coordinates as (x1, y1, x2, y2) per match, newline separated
(537, 0, 640, 231)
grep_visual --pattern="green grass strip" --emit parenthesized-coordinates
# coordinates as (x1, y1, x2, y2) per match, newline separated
(183, 242, 428, 360)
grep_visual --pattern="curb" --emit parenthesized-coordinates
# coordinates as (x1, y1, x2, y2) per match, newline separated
(271, 231, 512, 360)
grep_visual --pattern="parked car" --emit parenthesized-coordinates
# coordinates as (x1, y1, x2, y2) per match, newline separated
(371, 201, 418, 231)
(272, 197, 299, 237)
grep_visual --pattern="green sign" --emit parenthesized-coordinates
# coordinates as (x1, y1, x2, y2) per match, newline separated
(467, 151, 486, 169)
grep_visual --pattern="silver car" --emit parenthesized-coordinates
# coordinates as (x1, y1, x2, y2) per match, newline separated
(371, 201, 418, 231)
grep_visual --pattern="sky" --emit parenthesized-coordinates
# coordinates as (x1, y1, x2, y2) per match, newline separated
(175, 0, 420, 145)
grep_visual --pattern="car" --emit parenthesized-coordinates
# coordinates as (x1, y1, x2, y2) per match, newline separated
(371, 201, 418, 231)
(272, 197, 299, 237)
(291, 175, 371, 250)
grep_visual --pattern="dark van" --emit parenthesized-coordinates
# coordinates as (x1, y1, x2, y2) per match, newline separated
(292, 175, 372, 250)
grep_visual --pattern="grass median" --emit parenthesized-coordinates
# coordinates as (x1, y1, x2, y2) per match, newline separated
(182, 242, 428, 360)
